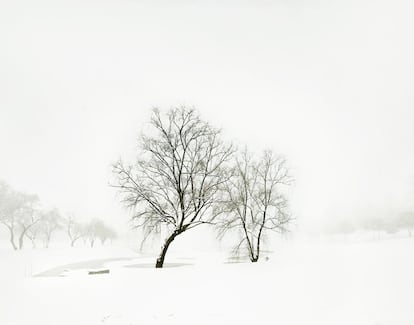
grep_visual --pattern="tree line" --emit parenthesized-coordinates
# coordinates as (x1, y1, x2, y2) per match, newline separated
(327, 212, 414, 238)
(112, 106, 293, 268)
(0, 181, 116, 250)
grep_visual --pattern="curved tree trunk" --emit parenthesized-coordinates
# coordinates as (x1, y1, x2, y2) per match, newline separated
(18, 236, 24, 250)
(251, 234, 262, 263)
(9, 229, 17, 250)
(18, 230, 26, 250)
(249, 244, 259, 262)
(155, 231, 178, 268)
(251, 211, 266, 263)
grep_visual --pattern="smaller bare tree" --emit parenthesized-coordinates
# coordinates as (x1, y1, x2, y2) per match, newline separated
(217, 149, 292, 262)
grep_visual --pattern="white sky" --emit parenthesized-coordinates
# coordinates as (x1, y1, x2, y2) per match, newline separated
(1, 0, 413, 231)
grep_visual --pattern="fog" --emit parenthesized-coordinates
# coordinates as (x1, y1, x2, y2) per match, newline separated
(1, 0, 413, 235)
(1, 1, 414, 324)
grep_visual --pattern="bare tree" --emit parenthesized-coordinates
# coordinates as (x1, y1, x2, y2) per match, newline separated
(0, 181, 41, 250)
(0, 181, 21, 250)
(112, 107, 234, 267)
(15, 193, 41, 250)
(84, 219, 117, 246)
(216, 149, 292, 262)
(359, 212, 414, 238)
(95, 222, 117, 245)
(85, 218, 106, 248)
(395, 212, 414, 237)
(361, 216, 387, 240)
(25, 222, 41, 248)
(40, 208, 62, 248)
(66, 215, 85, 247)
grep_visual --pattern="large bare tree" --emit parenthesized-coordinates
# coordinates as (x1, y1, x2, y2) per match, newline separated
(112, 107, 234, 267)
(217, 150, 292, 262)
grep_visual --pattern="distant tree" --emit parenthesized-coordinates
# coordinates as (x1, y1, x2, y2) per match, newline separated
(383, 218, 399, 236)
(0, 181, 21, 250)
(216, 150, 292, 262)
(95, 222, 117, 245)
(83, 219, 116, 247)
(0, 181, 41, 250)
(361, 216, 387, 239)
(15, 194, 41, 250)
(112, 107, 234, 267)
(25, 222, 42, 248)
(65, 215, 85, 247)
(326, 219, 357, 238)
(40, 208, 62, 248)
(349, 213, 414, 239)
(85, 219, 102, 248)
(395, 212, 414, 236)
(337, 220, 357, 235)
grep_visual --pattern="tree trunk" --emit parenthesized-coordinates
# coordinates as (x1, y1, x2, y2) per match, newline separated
(252, 213, 265, 263)
(250, 242, 259, 262)
(71, 239, 76, 247)
(18, 232, 25, 250)
(253, 236, 261, 263)
(44, 234, 51, 248)
(9, 229, 17, 250)
(155, 231, 178, 268)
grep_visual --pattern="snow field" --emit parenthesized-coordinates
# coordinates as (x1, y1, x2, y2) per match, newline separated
(1, 238, 413, 325)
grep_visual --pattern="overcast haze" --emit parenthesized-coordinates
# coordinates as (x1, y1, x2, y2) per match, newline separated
(1, 0, 413, 232)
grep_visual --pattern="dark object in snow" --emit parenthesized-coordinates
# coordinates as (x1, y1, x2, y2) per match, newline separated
(88, 269, 109, 275)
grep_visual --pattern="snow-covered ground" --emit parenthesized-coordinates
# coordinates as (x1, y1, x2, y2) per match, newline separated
(1, 238, 413, 325)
